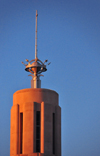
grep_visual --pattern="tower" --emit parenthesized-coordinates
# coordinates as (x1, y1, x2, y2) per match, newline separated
(10, 11, 61, 156)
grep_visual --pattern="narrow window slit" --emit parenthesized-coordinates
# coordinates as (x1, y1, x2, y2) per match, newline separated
(20, 113, 23, 154)
(36, 111, 40, 152)
(53, 113, 55, 154)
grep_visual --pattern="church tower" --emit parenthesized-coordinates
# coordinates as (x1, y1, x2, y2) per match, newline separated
(10, 11, 61, 156)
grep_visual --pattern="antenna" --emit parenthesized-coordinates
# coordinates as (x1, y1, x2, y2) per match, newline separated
(35, 10, 38, 59)
(22, 10, 50, 88)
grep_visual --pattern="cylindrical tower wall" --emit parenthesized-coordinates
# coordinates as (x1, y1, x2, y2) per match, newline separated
(10, 88, 61, 156)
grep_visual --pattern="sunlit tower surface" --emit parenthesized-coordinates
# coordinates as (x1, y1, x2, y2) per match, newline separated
(10, 10, 61, 156)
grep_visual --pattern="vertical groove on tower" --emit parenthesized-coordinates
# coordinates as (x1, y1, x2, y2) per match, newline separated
(41, 102, 44, 153)
(53, 113, 55, 154)
(20, 113, 23, 154)
(36, 111, 40, 152)
(33, 102, 36, 153)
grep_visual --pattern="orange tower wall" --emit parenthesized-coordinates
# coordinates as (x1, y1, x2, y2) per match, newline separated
(10, 88, 61, 156)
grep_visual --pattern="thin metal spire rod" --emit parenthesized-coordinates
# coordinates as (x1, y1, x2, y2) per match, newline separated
(35, 10, 38, 59)
(22, 10, 50, 88)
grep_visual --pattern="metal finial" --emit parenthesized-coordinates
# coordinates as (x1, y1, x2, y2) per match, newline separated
(21, 10, 50, 88)
(35, 10, 38, 59)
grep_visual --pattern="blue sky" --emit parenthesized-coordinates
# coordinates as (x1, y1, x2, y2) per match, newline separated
(0, 0, 100, 156)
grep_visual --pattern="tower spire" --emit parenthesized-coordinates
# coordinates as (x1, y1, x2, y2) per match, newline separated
(35, 10, 38, 59)
(21, 10, 51, 88)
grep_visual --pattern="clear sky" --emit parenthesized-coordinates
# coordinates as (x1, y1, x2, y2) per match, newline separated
(0, 0, 100, 156)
